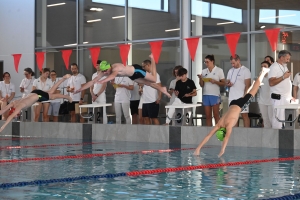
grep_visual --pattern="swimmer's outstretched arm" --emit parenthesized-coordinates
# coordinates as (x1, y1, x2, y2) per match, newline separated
(218, 127, 232, 158)
(74, 72, 105, 94)
(0, 106, 22, 133)
(194, 125, 220, 156)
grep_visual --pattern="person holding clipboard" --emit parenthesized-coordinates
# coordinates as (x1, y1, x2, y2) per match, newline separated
(198, 55, 225, 126)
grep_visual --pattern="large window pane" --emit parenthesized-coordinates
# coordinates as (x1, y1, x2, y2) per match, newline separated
(128, 0, 180, 40)
(191, 0, 247, 36)
(79, 0, 125, 44)
(254, 0, 300, 30)
(36, 0, 76, 47)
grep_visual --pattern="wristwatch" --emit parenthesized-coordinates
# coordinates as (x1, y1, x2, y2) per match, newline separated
(80, 98, 83, 101)
(95, 94, 98, 97)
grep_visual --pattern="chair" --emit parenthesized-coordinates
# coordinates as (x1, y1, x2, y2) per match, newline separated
(248, 102, 261, 127)
(192, 105, 206, 126)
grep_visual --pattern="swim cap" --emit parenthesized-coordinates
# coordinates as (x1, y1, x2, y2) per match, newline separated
(216, 128, 226, 141)
(99, 61, 111, 71)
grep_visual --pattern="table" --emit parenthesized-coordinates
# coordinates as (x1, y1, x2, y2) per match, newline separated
(165, 104, 202, 126)
(274, 104, 300, 129)
(79, 103, 112, 124)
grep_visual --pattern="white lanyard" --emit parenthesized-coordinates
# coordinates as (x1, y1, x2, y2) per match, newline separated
(5, 83, 10, 96)
(230, 67, 242, 85)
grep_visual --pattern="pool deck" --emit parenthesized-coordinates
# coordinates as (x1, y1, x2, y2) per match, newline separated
(1, 121, 298, 149)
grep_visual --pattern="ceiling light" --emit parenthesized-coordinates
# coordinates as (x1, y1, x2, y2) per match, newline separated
(165, 28, 180, 32)
(47, 2, 66, 7)
(191, 20, 195, 23)
(90, 8, 103, 12)
(83, 42, 89, 44)
(260, 25, 266, 29)
(217, 21, 234, 25)
(64, 43, 77, 46)
(260, 14, 296, 20)
(87, 19, 101, 23)
(112, 15, 125, 19)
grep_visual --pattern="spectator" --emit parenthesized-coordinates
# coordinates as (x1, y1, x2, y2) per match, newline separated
(66, 63, 86, 123)
(265, 55, 275, 65)
(48, 70, 62, 122)
(268, 50, 293, 129)
(0, 72, 15, 120)
(226, 54, 251, 127)
(164, 68, 197, 125)
(142, 59, 161, 125)
(32, 68, 52, 122)
(293, 72, 300, 100)
(130, 82, 140, 124)
(138, 84, 144, 124)
(20, 68, 35, 98)
(90, 60, 107, 123)
(168, 65, 183, 105)
(258, 61, 272, 128)
(199, 55, 225, 126)
(112, 77, 133, 124)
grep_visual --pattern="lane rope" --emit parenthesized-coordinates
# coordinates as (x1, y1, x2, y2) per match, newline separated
(0, 148, 196, 163)
(1, 155, 300, 189)
(0, 142, 107, 150)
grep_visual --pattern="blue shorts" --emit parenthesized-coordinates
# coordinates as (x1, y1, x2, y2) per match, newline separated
(203, 95, 220, 106)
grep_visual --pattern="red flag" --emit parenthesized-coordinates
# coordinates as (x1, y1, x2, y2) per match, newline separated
(89, 47, 101, 69)
(12, 54, 22, 73)
(118, 44, 131, 66)
(264, 28, 281, 52)
(185, 37, 200, 61)
(224, 33, 241, 58)
(35, 52, 45, 72)
(61, 50, 73, 70)
(149, 41, 163, 63)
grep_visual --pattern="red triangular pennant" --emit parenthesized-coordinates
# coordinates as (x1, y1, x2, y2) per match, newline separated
(12, 54, 22, 73)
(118, 44, 131, 66)
(89, 47, 101, 69)
(35, 52, 45, 72)
(264, 28, 281, 52)
(149, 41, 163, 63)
(224, 33, 241, 58)
(61, 50, 73, 70)
(185, 37, 200, 61)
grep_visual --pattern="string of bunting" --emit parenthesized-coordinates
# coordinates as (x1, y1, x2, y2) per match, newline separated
(10, 28, 280, 73)
(1, 154, 300, 190)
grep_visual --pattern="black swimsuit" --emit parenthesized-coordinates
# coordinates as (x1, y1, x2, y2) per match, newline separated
(229, 93, 253, 112)
(31, 90, 50, 102)
(129, 64, 147, 80)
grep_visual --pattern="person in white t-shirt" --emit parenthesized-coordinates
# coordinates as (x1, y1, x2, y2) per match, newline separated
(226, 54, 251, 127)
(138, 84, 144, 124)
(268, 50, 294, 129)
(198, 55, 225, 126)
(90, 60, 107, 124)
(112, 77, 133, 124)
(265, 55, 275, 65)
(258, 61, 272, 128)
(47, 70, 63, 122)
(168, 65, 183, 105)
(32, 68, 53, 122)
(142, 59, 162, 125)
(20, 68, 35, 98)
(293, 72, 300, 100)
(0, 72, 15, 120)
(66, 63, 87, 123)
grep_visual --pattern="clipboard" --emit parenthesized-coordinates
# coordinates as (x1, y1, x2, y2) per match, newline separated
(202, 78, 211, 82)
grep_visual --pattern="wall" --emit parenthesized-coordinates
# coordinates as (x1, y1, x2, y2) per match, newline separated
(0, 0, 35, 98)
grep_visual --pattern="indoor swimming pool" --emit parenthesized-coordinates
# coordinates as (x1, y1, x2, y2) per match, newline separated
(0, 136, 300, 199)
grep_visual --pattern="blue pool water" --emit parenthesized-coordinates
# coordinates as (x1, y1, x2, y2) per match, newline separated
(1, 137, 300, 199)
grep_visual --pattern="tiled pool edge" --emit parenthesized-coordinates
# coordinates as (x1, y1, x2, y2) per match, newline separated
(2, 121, 299, 149)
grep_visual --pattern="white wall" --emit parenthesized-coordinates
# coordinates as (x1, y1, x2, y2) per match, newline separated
(0, 0, 35, 98)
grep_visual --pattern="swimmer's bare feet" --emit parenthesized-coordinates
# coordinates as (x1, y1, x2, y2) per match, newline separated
(161, 87, 171, 98)
(163, 123, 169, 126)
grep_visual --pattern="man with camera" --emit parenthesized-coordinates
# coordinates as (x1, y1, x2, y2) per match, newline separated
(268, 50, 294, 129)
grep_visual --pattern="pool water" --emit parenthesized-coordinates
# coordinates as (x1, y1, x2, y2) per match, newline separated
(0, 137, 300, 199)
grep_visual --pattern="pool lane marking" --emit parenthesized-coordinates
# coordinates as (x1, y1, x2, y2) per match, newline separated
(0, 137, 36, 141)
(1, 155, 300, 189)
(0, 142, 108, 150)
(0, 148, 197, 163)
